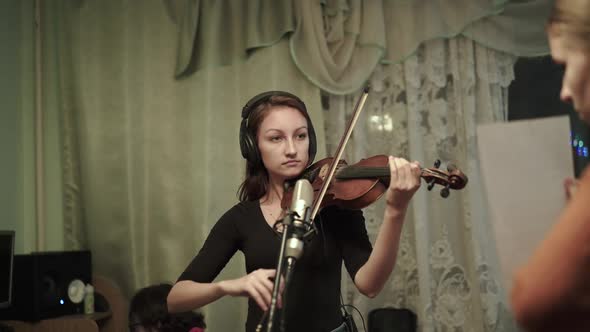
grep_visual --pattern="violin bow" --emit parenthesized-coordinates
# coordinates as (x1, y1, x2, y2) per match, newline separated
(309, 86, 371, 220)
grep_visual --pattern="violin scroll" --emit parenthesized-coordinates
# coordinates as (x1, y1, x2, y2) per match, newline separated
(421, 159, 468, 198)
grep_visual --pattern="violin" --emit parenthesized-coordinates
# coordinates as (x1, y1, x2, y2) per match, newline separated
(281, 86, 469, 218)
(283, 155, 468, 210)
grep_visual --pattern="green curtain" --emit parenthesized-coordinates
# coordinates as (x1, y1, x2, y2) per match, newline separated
(43, 0, 325, 330)
(173, 0, 296, 78)
(173, 0, 551, 94)
(0, 0, 38, 254)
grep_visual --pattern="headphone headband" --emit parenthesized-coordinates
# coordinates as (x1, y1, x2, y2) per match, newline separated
(241, 91, 306, 120)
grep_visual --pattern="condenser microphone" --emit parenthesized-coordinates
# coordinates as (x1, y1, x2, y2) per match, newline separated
(284, 179, 313, 260)
(264, 179, 313, 332)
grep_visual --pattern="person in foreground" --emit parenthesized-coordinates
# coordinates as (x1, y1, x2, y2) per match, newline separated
(167, 91, 421, 332)
(510, 1, 590, 331)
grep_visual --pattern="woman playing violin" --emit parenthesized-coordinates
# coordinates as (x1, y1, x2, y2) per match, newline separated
(167, 91, 421, 332)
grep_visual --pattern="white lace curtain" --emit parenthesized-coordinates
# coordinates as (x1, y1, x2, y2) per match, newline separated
(326, 37, 519, 332)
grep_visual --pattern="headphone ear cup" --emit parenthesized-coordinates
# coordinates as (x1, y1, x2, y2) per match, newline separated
(308, 122, 317, 164)
(239, 119, 249, 159)
(302, 112, 317, 165)
(239, 119, 260, 166)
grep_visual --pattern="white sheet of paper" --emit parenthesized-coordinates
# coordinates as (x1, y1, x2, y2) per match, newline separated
(476, 115, 574, 289)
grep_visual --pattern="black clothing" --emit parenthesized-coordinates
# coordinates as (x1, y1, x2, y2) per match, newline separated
(178, 200, 372, 332)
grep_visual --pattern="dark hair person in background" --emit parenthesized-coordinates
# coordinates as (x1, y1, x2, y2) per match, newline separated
(167, 91, 422, 332)
(129, 283, 205, 332)
(510, 0, 590, 331)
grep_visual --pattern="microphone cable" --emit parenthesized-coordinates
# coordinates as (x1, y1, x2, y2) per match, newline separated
(339, 297, 367, 332)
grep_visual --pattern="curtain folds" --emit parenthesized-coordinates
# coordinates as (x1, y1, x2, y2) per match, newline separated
(462, 0, 553, 57)
(289, 0, 386, 94)
(172, 0, 296, 78)
(173, 0, 551, 94)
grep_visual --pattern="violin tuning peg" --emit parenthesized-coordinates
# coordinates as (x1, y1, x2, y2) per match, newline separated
(440, 186, 450, 198)
(434, 159, 441, 169)
(427, 180, 436, 191)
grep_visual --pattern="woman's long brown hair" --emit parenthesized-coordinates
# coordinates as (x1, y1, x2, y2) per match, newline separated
(237, 95, 309, 202)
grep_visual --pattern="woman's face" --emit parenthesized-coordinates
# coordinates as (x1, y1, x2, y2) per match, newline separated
(549, 26, 590, 124)
(257, 106, 310, 184)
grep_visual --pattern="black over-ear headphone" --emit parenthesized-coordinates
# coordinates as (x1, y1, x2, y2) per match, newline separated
(239, 91, 317, 167)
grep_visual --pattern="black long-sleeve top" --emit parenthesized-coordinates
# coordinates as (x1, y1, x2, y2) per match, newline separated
(178, 200, 372, 332)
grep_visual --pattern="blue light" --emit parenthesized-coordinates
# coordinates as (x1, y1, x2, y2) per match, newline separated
(584, 147, 589, 157)
(59, 299, 64, 305)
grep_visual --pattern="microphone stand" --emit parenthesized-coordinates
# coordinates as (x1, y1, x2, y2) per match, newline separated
(279, 206, 311, 332)
(263, 206, 312, 332)
(262, 212, 292, 332)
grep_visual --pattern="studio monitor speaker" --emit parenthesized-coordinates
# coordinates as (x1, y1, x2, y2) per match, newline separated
(0, 250, 92, 321)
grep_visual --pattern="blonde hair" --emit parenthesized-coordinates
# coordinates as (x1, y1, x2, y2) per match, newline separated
(548, 0, 590, 50)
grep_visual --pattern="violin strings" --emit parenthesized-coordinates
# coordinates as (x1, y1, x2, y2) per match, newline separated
(335, 165, 443, 179)
(332, 164, 464, 190)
